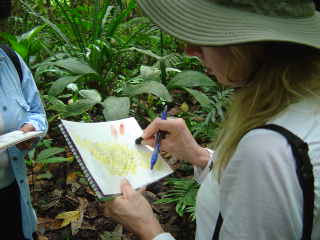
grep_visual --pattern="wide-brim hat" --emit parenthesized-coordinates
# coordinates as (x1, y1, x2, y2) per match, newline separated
(136, 0, 320, 49)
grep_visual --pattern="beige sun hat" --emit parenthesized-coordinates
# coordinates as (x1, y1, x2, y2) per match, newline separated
(136, 0, 320, 49)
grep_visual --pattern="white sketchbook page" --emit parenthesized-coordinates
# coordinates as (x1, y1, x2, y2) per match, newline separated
(0, 130, 44, 150)
(61, 118, 173, 196)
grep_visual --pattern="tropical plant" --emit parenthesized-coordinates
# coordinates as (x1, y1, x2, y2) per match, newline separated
(0, 24, 46, 64)
(26, 139, 71, 166)
(156, 177, 199, 221)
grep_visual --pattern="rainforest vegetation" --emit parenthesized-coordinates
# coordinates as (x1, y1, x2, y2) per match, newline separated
(3, 1, 232, 239)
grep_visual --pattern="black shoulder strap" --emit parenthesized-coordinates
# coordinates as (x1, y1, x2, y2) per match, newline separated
(212, 124, 314, 240)
(0, 44, 23, 83)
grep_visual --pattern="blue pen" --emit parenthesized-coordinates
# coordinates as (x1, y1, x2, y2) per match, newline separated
(150, 105, 167, 170)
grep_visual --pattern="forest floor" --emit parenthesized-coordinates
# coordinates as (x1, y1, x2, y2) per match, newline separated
(29, 130, 196, 240)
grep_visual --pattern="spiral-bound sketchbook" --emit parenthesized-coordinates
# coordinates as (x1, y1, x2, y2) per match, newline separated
(59, 118, 173, 199)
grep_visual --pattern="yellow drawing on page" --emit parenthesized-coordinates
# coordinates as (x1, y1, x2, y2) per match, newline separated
(72, 134, 163, 176)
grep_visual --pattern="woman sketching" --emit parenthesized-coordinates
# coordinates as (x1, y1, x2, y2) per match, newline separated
(104, 0, 320, 239)
(0, 2, 48, 239)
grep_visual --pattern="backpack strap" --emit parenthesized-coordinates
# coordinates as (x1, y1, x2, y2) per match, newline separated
(0, 44, 23, 83)
(212, 124, 314, 240)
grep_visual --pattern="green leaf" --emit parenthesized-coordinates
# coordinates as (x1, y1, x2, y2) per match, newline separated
(167, 71, 215, 90)
(37, 171, 53, 179)
(127, 47, 161, 60)
(36, 147, 65, 162)
(140, 65, 161, 81)
(37, 157, 72, 164)
(19, 25, 46, 42)
(184, 88, 213, 109)
(47, 96, 67, 112)
(53, 58, 98, 75)
(79, 89, 102, 103)
(63, 99, 96, 117)
(10, 42, 28, 60)
(48, 75, 82, 96)
(124, 81, 172, 102)
(102, 96, 130, 121)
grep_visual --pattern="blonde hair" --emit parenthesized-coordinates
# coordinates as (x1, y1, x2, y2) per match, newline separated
(213, 42, 320, 179)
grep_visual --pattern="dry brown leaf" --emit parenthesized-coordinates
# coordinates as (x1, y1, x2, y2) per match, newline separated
(55, 210, 80, 228)
(37, 235, 49, 240)
(37, 217, 62, 232)
(66, 171, 79, 184)
(85, 186, 96, 196)
(71, 197, 88, 235)
(33, 163, 45, 173)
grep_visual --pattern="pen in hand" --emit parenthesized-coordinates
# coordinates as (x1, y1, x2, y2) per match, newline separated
(150, 105, 167, 170)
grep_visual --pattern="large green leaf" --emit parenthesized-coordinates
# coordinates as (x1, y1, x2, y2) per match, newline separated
(102, 96, 130, 121)
(63, 99, 96, 117)
(36, 147, 65, 162)
(124, 81, 172, 102)
(167, 71, 215, 90)
(53, 58, 98, 75)
(48, 75, 82, 96)
(79, 89, 102, 104)
(184, 88, 213, 110)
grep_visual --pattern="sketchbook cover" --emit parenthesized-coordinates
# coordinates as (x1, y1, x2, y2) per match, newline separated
(59, 118, 173, 199)
(0, 130, 44, 150)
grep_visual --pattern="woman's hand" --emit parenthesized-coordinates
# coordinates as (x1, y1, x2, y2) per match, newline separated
(142, 118, 209, 168)
(103, 179, 164, 240)
(17, 123, 36, 150)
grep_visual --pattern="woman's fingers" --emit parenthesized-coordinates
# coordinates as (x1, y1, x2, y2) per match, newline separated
(20, 123, 35, 133)
(121, 179, 134, 199)
(142, 118, 184, 139)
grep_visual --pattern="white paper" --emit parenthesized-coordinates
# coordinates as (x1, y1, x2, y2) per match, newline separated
(0, 130, 44, 150)
(61, 118, 173, 196)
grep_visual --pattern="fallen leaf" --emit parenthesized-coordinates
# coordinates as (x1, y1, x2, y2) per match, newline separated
(37, 217, 62, 232)
(37, 235, 49, 240)
(100, 224, 123, 240)
(71, 197, 88, 235)
(66, 172, 79, 184)
(55, 210, 80, 228)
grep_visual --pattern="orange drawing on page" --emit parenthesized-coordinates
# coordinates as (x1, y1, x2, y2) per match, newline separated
(110, 125, 118, 138)
(119, 123, 125, 136)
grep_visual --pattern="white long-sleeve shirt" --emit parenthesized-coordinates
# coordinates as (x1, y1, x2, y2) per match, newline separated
(154, 97, 320, 240)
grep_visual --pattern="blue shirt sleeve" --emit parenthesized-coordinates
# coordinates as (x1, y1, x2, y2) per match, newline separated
(18, 55, 48, 133)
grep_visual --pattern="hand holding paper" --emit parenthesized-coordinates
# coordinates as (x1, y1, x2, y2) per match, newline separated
(0, 124, 44, 151)
(103, 179, 164, 240)
(17, 123, 37, 150)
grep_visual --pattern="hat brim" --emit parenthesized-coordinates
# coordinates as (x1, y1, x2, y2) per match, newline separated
(136, 0, 320, 49)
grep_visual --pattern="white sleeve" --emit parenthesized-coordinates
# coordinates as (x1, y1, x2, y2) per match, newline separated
(219, 130, 302, 240)
(194, 148, 215, 184)
(152, 233, 176, 240)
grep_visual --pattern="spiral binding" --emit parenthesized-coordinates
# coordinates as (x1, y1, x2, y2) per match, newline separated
(59, 123, 104, 199)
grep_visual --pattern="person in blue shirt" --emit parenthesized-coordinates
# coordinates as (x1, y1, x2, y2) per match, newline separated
(0, 5, 48, 240)
(0, 49, 48, 240)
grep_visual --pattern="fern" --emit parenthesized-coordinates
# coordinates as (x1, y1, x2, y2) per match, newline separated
(156, 177, 199, 221)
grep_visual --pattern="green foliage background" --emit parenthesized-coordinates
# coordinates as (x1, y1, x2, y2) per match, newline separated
(4, 0, 232, 226)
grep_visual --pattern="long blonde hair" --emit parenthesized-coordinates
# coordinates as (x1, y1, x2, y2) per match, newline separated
(213, 42, 320, 179)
